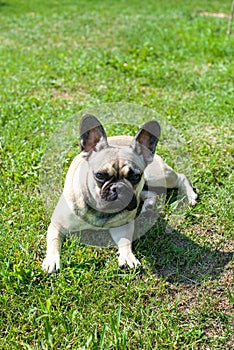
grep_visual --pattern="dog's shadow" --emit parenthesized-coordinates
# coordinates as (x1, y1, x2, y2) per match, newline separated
(133, 214, 233, 285)
(77, 211, 232, 285)
(74, 188, 232, 285)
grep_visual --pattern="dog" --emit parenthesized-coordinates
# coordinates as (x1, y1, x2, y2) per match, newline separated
(42, 114, 197, 273)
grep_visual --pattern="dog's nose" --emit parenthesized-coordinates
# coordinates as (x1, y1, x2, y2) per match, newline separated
(108, 184, 118, 201)
(111, 183, 137, 210)
(101, 183, 118, 201)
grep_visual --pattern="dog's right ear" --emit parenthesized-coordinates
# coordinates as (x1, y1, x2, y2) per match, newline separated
(132, 120, 161, 164)
(79, 114, 108, 153)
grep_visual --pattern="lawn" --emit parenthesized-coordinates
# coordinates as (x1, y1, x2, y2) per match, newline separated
(0, 0, 233, 349)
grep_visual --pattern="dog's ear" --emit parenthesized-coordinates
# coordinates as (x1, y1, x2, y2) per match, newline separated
(80, 114, 108, 153)
(132, 121, 160, 163)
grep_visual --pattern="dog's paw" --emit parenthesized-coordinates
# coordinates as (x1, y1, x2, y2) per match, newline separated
(141, 199, 156, 213)
(42, 254, 60, 274)
(118, 251, 141, 269)
(188, 192, 198, 206)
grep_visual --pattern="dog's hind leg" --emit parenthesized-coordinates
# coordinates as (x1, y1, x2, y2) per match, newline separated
(144, 155, 197, 206)
(175, 173, 198, 206)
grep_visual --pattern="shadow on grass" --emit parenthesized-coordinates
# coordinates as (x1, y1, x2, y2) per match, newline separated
(133, 214, 233, 285)
(60, 190, 232, 285)
(72, 208, 232, 285)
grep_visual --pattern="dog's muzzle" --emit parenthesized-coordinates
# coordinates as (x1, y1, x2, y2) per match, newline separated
(101, 182, 137, 211)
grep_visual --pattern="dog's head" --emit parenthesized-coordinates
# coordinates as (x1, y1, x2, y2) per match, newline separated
(79, 114, 160, 214)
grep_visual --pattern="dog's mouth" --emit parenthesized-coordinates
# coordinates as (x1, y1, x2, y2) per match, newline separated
(94, 181, 138, 213)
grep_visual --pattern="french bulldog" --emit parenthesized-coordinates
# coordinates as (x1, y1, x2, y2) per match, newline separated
(42, 114, 197, 273)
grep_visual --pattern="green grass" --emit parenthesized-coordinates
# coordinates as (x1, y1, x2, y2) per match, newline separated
(0, 0, 233, 349)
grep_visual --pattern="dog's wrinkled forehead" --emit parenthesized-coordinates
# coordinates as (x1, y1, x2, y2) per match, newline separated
(89, 146, 145, 174)
(96, 160, 135, 178)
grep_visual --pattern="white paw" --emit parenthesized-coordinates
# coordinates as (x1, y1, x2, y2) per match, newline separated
(188, 192, 198, 206)
(118, 251, 141, 269)
(42, 254, 60, 274)
(141, 199, 156, 213)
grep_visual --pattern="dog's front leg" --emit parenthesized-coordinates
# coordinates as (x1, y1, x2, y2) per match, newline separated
(140, 190, 158, 213)
(109, 221, 140, 268)
(42, 223, 62, 273)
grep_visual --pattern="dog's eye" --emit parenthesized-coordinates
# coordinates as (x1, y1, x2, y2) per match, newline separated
(128, 172, 142, 184)
(95, 172, 106, 182)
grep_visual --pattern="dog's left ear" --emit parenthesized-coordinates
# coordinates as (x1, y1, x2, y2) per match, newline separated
(132, 121, 161, 163)
(80, 114, 108, 153)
